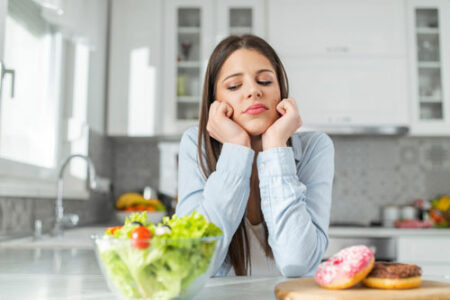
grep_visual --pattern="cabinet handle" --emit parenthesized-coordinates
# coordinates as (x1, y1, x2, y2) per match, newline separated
(0, 61, 15, 98)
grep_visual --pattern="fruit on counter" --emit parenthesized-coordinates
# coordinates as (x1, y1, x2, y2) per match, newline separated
(116, 192, 166, 212)
(429, 195, 450, 228)
(432, 195, 450, 212)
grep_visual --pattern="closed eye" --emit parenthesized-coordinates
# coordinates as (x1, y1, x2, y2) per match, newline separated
(258, 81, 272, 86)
(227, 84, 241, 91)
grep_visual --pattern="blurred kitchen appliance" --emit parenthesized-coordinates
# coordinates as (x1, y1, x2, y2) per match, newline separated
(382, 205, 400, 227)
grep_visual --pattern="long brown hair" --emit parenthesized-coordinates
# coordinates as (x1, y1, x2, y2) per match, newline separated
(197, 35, 289, 275)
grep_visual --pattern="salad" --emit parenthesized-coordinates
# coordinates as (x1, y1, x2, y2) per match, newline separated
(96, 211, 222, 299)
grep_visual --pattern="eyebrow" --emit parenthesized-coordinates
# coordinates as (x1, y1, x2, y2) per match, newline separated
(222, 69, 274, 82)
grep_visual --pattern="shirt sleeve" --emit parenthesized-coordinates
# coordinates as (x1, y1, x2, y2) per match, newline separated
(257, 132, 334, 277)
(176, 127, 255, 276)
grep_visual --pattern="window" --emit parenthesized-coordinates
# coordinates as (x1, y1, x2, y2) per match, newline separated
(0, 0, 61, 169)
(0, 0, 90, 198)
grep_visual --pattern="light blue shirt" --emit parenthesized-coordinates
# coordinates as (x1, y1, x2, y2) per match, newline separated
(176, 126, 334, 277)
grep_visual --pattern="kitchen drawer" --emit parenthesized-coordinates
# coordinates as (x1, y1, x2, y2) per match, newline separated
(397, 237, 450, 263)
(324, 237, 396, 261)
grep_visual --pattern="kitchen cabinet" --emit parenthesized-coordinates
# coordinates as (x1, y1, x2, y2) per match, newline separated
(161, 0, 215, 135)
(161, 0, 265, 135)
(283, 57, 409, 129)
(107, 0, 163, 136)
(268, 0, 406, 58)
(267, 0, 409, 132)
(397, 236, 450, 277)
(407, 0, 450, 136)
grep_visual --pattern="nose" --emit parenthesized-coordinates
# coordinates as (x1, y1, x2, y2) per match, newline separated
(246, 81, 262, 99)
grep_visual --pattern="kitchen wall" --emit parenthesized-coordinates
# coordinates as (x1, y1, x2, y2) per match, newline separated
(2, 131, 450, 234)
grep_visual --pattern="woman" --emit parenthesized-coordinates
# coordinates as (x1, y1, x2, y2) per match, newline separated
(176, 35, 334, 277)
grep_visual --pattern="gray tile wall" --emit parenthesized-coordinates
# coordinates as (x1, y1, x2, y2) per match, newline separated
(331, 135, 450, 225)
(1, 131, 449, 234)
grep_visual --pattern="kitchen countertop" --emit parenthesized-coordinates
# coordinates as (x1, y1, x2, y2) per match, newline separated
(329, 226, 450, 237)
(1, 248, 449, 300)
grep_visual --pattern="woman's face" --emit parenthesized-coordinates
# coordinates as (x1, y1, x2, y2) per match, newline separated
(215, 49, 281, 136)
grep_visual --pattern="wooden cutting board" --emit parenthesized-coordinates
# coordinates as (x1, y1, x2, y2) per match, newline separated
(275, 278, 450, 300)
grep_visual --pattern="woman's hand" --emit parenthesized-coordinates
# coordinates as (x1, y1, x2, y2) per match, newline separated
(262, 98, 302, 150)
(207, 101, 251, 147)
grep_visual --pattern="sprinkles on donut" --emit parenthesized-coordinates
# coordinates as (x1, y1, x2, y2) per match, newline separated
(315, 245, 375, 289)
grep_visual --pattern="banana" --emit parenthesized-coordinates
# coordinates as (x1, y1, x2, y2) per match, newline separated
(116, 193, 163, 209)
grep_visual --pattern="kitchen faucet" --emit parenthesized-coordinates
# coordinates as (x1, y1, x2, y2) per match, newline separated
(52, 154, 97, 237)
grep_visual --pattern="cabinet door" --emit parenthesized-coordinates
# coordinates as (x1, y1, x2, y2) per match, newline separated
(162, 0, 214, 135)
(407, 0, 450, 135)
(107, 0, 162, 136)
(286, 57, 409, 128)
(215, 0, 265, 43)
(268, 0, 406, 58)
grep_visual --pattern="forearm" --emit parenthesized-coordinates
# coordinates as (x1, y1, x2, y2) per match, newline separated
(177, 142, 255, 275)
(257, 144, 333, 277)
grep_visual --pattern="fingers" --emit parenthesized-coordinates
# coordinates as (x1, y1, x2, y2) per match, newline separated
(215, 101, 233, 118)
(277, 98, 297, 116)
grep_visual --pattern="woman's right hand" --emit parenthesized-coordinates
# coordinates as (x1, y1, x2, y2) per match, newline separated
(206, 101, 250, 147)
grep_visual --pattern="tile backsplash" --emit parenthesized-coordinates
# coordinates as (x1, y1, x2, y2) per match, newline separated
(332, 135, 450, 224)
(1, 130, 450, 234)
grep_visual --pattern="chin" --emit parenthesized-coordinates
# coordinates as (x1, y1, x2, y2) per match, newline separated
(241, 119, 272, 136)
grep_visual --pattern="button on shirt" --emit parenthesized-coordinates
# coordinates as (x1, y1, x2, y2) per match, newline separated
(176, 126, 335, 277)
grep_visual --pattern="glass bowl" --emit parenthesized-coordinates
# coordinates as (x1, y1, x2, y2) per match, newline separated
(93, 234, 222, 300)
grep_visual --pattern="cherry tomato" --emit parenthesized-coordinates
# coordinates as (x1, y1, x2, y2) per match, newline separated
(106, 226, 122, 235)
(131, 226, 152, 249)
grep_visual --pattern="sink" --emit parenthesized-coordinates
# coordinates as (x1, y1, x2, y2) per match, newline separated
(0, 226, 106, 249)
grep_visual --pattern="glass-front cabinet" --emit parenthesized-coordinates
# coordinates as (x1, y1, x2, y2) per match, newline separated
(163, 0, 214, 134)
(216, 0, 265, 43)
(408, 0, 450, 135)
(176, 8, 202, 121)
(162, 0, 265, 135)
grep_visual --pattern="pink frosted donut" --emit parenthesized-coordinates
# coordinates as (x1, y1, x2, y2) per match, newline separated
(315, 245, 375, 289)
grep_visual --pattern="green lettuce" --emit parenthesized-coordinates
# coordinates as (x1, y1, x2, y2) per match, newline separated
(97, 211, 222, 299)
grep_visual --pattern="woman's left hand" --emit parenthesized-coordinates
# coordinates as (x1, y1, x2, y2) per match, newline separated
(262, 98, 302, 150)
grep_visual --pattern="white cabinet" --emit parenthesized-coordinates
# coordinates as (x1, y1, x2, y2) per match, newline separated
(162, 0, 214, 135)
(269, 0, 406, 58)
(285, 57, 408, 128)
(407, 0, 450, 136)
(107, 0, 163, 136)
(397, 236, 450, 277)
(268, 0, 409, 132)
(161, 0, 265, 135)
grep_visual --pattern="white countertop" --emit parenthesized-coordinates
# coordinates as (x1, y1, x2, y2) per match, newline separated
(2, 225, 450, 299)
(1, 248, 449, 300)
(329, 226, 450, 238)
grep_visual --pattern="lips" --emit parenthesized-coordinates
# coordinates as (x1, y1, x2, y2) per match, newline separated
(244, 103, 268, 115)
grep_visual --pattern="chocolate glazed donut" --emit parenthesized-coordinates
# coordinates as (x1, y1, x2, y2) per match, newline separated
(362, 261, 422, 289)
